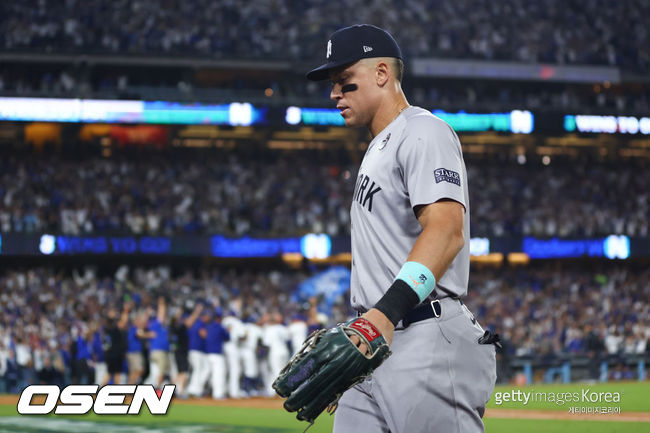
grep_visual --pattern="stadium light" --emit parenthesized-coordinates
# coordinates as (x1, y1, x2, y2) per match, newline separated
(469, 237, 490, 256)
(603, 235, 630, 260)
(285, 106, 302, 125)
(39, 235, 56, 255)
(228, 102, 253, 126)
(300, 234, 332, 259)
(510, 110, 534, 134)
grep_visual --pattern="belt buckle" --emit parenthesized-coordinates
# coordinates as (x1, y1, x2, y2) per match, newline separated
(430, 299, 441, 318)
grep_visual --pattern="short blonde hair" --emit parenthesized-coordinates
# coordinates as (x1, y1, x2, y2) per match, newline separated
(392, 58, 404, 83)
(361, 57, 404, 83)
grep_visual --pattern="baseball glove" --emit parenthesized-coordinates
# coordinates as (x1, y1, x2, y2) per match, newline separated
(273, 317, 391, 425)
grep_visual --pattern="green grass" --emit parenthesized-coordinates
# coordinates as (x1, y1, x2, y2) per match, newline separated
(0, 403, 337, 433)
(0, 413, 646, 433)
(0, 410, 648, 433)
(484, 419, 650, 433)
(0, 382, 647, 433)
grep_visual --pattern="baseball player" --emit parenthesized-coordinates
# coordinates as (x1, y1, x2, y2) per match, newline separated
(262, 313, 290, 396)
(294, 24, 498, 432)
(240, 315, 263, 396)
(187, 304, 211, 397)
(205, 308, 230, 399)
(287, 313, 308, 356)
(222, 311, 245, 398)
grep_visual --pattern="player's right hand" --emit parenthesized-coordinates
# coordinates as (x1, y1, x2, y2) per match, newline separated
(351, 309, 395, 355)
(273, 317, 391, 424)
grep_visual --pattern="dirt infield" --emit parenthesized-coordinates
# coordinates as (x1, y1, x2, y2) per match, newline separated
(2, 395, 649, 422)
(173, 396, 285, 409)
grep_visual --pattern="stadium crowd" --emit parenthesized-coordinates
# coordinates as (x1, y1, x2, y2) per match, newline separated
(0, 155, 647, 238)
(467, 160, 649, 238)
(0, 154, 356, 237)
(0, 263, 647, 395)
(465, 265, 650, 381)
(1, 0, 648, 72)
(0, 265, 337, 397)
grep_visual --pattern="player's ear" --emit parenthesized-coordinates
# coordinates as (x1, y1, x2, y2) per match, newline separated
(375, 60, 390, 87)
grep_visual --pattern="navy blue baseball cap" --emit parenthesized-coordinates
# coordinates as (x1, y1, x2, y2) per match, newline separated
(306, 24, 402, 81)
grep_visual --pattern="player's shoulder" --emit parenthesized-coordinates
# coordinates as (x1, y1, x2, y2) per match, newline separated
(396, 107, 460, 155)
(401, 106, 456, 138)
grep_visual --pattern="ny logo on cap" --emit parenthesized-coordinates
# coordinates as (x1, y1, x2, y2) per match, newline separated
(326, 40, 332, 59)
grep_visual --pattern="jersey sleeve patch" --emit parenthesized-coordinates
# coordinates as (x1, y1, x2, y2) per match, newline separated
(434, 168, 461, 186)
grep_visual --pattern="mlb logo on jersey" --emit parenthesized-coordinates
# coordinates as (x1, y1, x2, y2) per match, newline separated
(434, 168, 461, 186)
(378, 133, 391, 150)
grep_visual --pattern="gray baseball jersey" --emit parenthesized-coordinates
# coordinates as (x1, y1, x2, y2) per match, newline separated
(350, 106, 470, 311)
(336, 106, 495, 433)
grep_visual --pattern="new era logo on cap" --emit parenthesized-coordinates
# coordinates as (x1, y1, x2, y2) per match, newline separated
(307, 24, 403, 81)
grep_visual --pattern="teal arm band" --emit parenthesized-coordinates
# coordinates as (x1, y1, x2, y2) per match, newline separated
(394, 261, 436, 303)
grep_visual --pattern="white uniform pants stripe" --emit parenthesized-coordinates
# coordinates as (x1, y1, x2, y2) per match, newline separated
(207, 354, 226, 399)
(187, 350, 209, 397)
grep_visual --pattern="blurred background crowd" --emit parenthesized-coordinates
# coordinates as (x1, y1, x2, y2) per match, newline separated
(2, 0, 649, 71)
(0, 154, 647, 238)
(0, 265, 326, 397)
(1, 262, 648, 396)
(467, 264, 650, 381)
(2, 0, 649, 112)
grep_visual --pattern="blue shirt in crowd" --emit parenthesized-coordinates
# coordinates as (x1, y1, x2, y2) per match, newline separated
(148, 318, 170, 351)
(205, 321, 230, 354)
(127, 325, 142, 353)
(91, 331, 104, 362)
(75, 336, 91, 361)
(188, 320, 205, 352)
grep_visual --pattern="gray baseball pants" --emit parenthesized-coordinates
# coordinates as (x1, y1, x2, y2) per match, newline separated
(333, 297, 497, 433)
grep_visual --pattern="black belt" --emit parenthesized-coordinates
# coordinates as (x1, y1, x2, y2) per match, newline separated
(355, 299, 452, 327)
(401, 299, 443, 328)
(356, 294, 461, 327)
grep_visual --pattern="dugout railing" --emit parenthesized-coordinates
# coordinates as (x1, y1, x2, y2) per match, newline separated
(505, 354, 648, 385)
